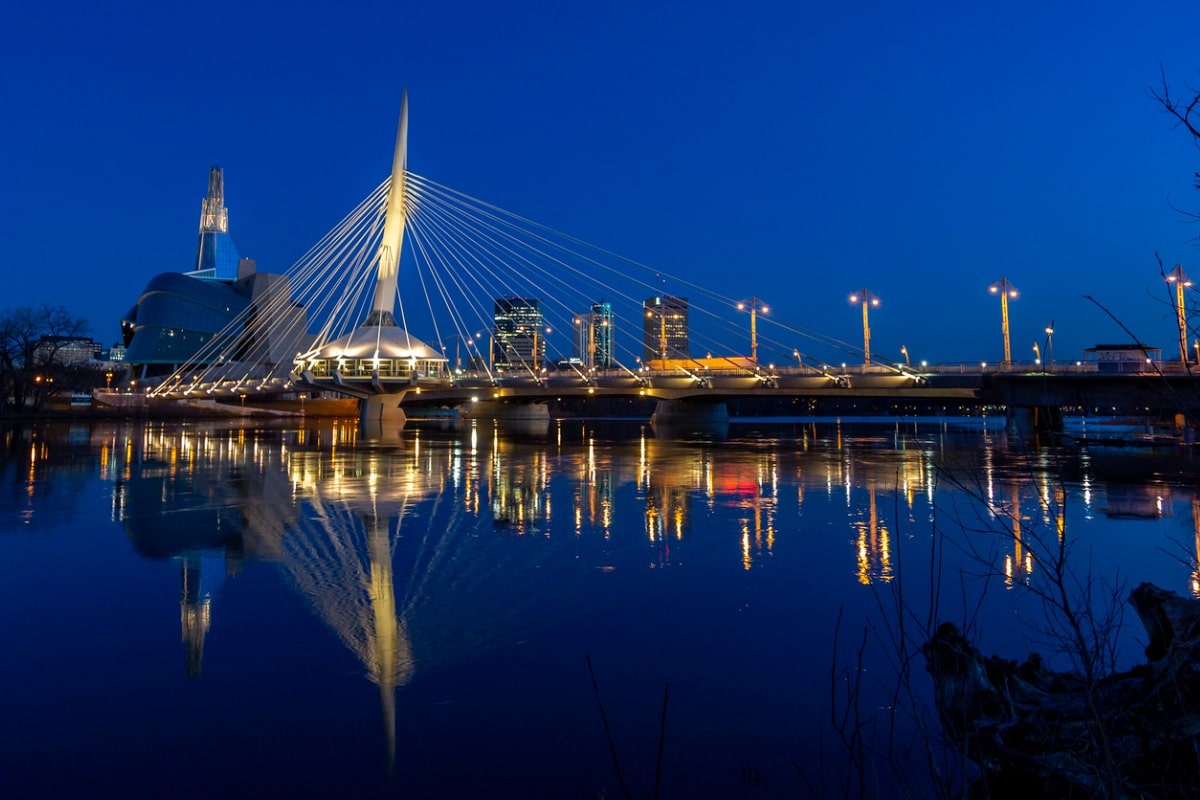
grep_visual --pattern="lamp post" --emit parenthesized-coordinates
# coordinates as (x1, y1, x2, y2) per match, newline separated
(1167, 265, 1192, 364)
(105, 371, 113, 390)
(736, 297, 768, 364)
(1044, 322, 1054, 369)
(1032, 342, 1041, 366)
(575, 315, 609, 370)
(530, 326, 551, 370)
(989, 277, 1018, 366)
(646, 308, 680, 363)
(574, 316, 591, 370)
(848, 288, 879, 365)
(900, 345, 909, 366)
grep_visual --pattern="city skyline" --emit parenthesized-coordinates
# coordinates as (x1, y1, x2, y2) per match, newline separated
(5, 2, 1200, 364)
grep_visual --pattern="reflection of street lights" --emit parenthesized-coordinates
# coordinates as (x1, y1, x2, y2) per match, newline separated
(848, 288, 879, 365)
(736, 297, 768, 364)
(900, 345, 909, 366)
(989, 277, 1018, 366)
(1167, 265, 1192, 363)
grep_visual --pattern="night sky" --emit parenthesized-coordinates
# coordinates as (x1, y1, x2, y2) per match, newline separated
(5, 0, 1200, 363)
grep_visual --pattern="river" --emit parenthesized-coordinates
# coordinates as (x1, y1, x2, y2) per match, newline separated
(1, 416, 1196, 798)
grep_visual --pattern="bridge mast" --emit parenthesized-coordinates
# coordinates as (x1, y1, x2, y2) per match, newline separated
(366, 91, 410, 327)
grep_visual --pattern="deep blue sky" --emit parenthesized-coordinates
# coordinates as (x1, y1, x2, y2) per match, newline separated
(4, 0, 1200, 363)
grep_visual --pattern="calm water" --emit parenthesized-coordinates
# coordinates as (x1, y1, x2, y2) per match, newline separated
(2, 417, 1197, 798)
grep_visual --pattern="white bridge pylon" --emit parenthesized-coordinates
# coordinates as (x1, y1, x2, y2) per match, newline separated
(293, 90, 450, 423)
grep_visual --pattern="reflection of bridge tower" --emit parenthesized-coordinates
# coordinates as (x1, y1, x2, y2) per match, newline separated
(279, 494, 415, 771)
(293, 93, 448, 424)
(275, 442, 581, 777)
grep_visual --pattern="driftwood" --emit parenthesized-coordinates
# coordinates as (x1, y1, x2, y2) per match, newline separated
(923, 583, 1200, 797)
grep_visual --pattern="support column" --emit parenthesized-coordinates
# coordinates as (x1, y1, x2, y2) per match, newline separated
(361, 393, 408, 425)
(457, 400, 550, 421)
(650, 399, 730, 427)
(1005, 405, 1062, 435)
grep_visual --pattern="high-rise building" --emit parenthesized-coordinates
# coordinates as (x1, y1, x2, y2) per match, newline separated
(493, 298, 545, 367)
(574, 302, 614, 368)
(642, 295, 689, 361)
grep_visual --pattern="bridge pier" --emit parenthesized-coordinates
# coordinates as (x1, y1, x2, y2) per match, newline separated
(361, 393, 408, 425)
(458, 399, 550, 421)
(649, 399, 730, 437)
(1006, 405, 1062, 435)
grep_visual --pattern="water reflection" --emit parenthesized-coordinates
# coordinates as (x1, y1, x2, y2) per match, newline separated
(4, 418, 1200, 793)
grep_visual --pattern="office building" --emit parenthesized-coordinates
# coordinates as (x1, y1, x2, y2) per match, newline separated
(493, 298, 545, 367)
(642, 295, 689, 361)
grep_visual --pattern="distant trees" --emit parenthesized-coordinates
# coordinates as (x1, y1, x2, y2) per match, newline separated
(0, 305, 92, 414)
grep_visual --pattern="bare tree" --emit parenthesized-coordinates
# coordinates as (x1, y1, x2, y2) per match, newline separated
(1151, 67, 1200, 223)
(0, 305, 91, 413)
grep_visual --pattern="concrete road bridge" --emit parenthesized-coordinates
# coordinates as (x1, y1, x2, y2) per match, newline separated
(145, 94, 1200, 430)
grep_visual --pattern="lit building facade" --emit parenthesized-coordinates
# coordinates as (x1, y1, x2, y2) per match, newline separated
(32, 336, 103, 365)
(642, 295, 689, 361)
(574, 302, 614, 368)
(493, 298, 545, 367)
(121, 167, 312, 380)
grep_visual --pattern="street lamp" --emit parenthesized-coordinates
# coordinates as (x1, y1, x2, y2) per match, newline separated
(1032, 342, 1041, 366)
(575, 315, 610, 370)
(848, 288, 880, 365)
(989, 277, 1018, 366)
(736, 297, 768, 364)
(900, 345, 909, 366)
(646, 308, 681, 363)
(1044, 322, 1054, 369)
(1166, 265, 1192, 364)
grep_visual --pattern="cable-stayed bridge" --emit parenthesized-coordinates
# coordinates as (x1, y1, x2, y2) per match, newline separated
(145, 96, 1200, 429)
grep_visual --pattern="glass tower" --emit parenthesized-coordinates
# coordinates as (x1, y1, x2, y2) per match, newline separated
(574, 302, 614, 368)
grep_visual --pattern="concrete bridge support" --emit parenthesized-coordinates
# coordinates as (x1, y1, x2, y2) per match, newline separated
(650, 399, 730, 427)
(1006, 405, 1062, 435)
(458, 400, 550, 421)
(361, 393, 408, 425)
